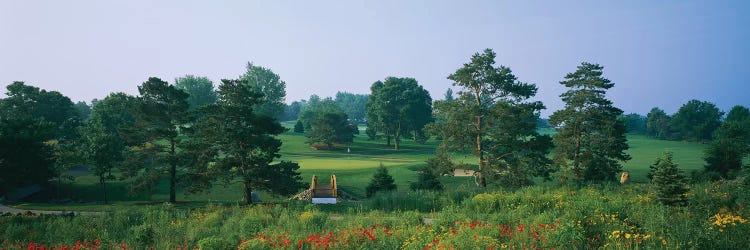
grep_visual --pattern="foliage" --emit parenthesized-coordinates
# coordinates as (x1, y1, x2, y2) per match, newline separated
(305, 111, 355, 149)
(283, 101, 304, 121)
(429, 49, 551, 187)
(443, 88, 454, 101)
(81, 118, 122, 204)
(73, 101, 91, 121)
(293, 120, 304, 133)
(646, 107, 671, 139)
(366, 77, 433, 150)
(409, 166, 443, 191)
(650, 151, 689, 206)
(704, 107, 750, 178)
(670, 99, 723, 142)
(366, 164, 397, 197)
(297, 95, 341, 130)
(187, 79, 304, 204)
(550, 62, 630, 183)
(334, 92, 368, 124)
(0, 82, 79, 193)
(174, 75, 217, 110)
(131, 77, 191, 203)
(240, 62, 287, 120)
(621, 113, 646, 134)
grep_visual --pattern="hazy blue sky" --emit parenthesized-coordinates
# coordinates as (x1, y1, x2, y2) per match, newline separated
(1, 0, 748, 117)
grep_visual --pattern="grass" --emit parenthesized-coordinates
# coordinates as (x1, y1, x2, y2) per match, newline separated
(10, 125, 708, 210)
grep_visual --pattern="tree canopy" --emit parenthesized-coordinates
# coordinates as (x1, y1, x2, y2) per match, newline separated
(549, 62, 630, 183)
(428, 49, 551, 187)
(240, 63, 287, 120)
(365, 77, 432, 150)
(670, 100, 723, 142)
(175, 75, 217, 110)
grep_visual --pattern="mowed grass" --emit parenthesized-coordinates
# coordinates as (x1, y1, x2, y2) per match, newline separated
(13, 122, 707, 210)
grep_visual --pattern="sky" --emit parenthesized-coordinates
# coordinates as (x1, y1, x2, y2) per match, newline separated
(1, 0, 748, 117)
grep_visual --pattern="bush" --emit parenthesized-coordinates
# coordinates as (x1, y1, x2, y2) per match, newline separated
(365, 164, 396, 197)
(410, 166, 443, 191)
(651, 151, 689, 206)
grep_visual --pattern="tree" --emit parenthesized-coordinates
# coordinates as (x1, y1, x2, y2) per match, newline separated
(81, 118, 123, 204)
(298, 96, 341, 130)
(365, 77, 432, 150)
(0, 118, 55, 195)
(284, 101, 305, 121)
(428, 49, 551, 187)
(670, 100, 723, 142)
(704, 107, 750, 178)
(366, 164, 396, 197)
(294, 120, 305, 133)
(240, 63, 287, 120)
(443, 88, 454, 101)
(335, 92, 369, 124)
(188, 79, 304, 204)
(550, 62, 630, 183)
(0, 82, 79, 194)
(410, 166, 443, 191)
(74, 101, 91, 121)
(621, 113, 646, 134)
(646, 107, 671, 139)
(651, 151, 689, 206)
(306, 111, 355, 149)
(81, 92, 139, 203)
(132, 77, 190, 203)
(174, 75, 217, 110)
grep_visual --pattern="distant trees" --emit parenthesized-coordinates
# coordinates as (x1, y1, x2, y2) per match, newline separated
(335, 92, 368, 124)
(704, 105, 750, 177)
(670, 100, 723, 142)
(366, 77, 432, 150)
(550, 62, 630, 183)
(410, 166, 443, 191)
(428, 49, 552, 187)
(174, 75, 217, 110)
(621, 113, 646, 134)
(306, 111, 356, 149)
(293, 120, 304, 133)
(646, 107, 671, 139)
(366, 164, 397, 197)
(240, 63, 287, 120)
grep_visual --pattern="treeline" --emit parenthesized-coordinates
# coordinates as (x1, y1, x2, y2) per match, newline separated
(0, 63, 305, 204)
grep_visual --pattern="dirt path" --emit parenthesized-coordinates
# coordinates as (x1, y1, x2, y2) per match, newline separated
(0, 204, 103, 216)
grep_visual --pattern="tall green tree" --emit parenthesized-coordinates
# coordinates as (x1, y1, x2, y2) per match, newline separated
(132, 77, 190, 203)
(443, 88, 454, 101)
(704, 105, 750, 177)
(651, 151, 689, 206)
(550, 62, 630, 183)
(240, 63, 287, 120)
(283, 101, 305, 121)
(428, 49, 551, 187)
(646, 107, 671, 139)
(670, 100, 723, 142)
(74, 101, 91, 121)
(306, 111, 356, 149)
(174, 75, 217, 110)
(187, 79, 304, 204)
(365, 77, 432, 150)
(81, 92, 139, 203)
(298, 96, 341, 130)
(0, 82, 80, 193)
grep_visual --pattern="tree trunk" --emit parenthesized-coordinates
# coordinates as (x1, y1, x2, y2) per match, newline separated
(243, 179, 253, 205)
(394, 122, 400, 151)
(385, 130, 392, 146)
(169, 138, 176, 203)
(100, 175, 108, 205)
(474, 90, 486, 188)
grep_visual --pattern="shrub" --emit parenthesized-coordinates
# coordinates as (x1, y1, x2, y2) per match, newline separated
(410, 166, 443, 191)
(365, 164, 396, 197)
(651, 151, 689, 206)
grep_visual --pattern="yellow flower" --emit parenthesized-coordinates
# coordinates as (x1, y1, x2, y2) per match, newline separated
(625, 233, 632, 239)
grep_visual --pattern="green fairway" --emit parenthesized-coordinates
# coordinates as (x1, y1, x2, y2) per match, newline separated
(12, 126, 709, 209)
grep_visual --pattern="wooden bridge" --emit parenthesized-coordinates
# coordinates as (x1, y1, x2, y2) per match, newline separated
(311, 175, 337, 198)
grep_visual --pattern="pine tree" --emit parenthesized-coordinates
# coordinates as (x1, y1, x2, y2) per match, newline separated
(550, 62, 630, 183)
(651, 151, 689, 206)
(294, 120, 304, 133)
(410, 166, 443, 191)
(366, 164, 397, 197)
